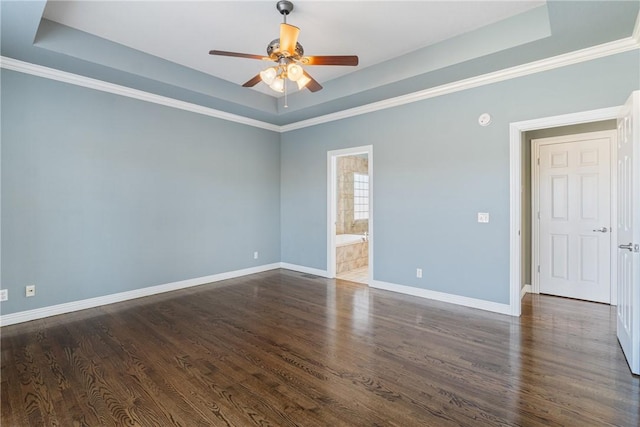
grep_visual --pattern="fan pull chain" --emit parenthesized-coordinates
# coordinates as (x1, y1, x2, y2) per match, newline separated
(284, 78, 288, 108)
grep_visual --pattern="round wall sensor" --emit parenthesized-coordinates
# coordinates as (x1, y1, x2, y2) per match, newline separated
(478, 113, 492, 126)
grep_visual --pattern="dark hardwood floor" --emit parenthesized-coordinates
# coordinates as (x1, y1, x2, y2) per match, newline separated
(1, 269, 638, 426)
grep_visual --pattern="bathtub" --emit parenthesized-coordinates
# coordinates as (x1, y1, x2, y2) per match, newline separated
(336, 233, 365, 247)
(336, 234, 369, 274)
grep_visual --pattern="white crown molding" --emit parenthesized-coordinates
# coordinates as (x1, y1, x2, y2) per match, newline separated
(370, 280, 512, 316)
(1, 20, 639, 134)
(0, 56, 281, 133)
(0, 263, 281, 327)
(281, 34, 640, 132)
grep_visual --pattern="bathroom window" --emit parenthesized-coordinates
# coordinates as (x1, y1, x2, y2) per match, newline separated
(354, 173, 369, 220)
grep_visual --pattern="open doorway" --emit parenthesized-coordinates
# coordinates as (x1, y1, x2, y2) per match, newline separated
(509, 107, 621, 316)
(511, 93, 640, 375)
(327, 146, 373, 284)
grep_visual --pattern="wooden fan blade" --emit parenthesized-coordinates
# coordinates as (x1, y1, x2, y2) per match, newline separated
(303, 55, 359, 66)
(242, 74, 263, 88)
(279, 23, 300, 56)
(209, 50, 269, 61)
(303, 71, 323, 92)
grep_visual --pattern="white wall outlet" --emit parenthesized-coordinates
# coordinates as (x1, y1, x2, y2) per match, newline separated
(477, 212, 490, 223)
(25, 285, 35, 297)
(253, 251, 259, 259)
(0, 289, 7, 302)
(416, 268, 423, 278)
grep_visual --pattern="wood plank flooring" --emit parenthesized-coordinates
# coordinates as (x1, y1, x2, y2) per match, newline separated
(1, 269, 638, 426)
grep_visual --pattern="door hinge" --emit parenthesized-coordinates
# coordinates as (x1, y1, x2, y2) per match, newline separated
(537, 158, 540, 165)
(537, 211, 540, 219)
(537, 265, 540, 273)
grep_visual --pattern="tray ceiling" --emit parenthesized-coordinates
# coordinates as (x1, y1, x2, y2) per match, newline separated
(1, 1, 638, 126)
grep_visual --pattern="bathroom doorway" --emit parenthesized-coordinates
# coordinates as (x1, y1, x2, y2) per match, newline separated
(327, 146, 373, 284)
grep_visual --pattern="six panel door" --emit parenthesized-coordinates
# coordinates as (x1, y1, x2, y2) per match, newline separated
(538, 137, 611, 303)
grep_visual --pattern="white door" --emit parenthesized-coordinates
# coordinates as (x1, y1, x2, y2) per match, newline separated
(617, 91, 640, 375)
(536, 133, 612, 303)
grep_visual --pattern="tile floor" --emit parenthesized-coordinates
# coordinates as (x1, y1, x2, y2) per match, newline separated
(336, 266, 368, 284)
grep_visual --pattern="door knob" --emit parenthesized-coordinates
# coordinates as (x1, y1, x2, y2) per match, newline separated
(619, 243, 639, 252)
(592, 227, 608, 233)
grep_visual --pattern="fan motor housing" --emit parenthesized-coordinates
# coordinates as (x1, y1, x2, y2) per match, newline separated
(267, 39, 304, 59)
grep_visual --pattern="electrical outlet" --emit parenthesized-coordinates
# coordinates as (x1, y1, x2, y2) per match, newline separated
(416, 268, 423, 278)
(0, 289, 7, 302)
(477, 212, 490, 223)
(25, 285, 35, 297)
(253, 251, 259, 259)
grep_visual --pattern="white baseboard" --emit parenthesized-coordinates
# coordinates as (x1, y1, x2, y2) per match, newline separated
(370, 280, 512, 316)
(279, 263, 329, 278)
(1, 264, 514, 326)
(521, 284, 532, 300)
(0, 263, 281, 327)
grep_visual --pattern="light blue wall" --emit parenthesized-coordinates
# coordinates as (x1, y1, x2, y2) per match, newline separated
(2, 49, 639, 315)
(1, 70, 281, 315)
(280, 50, 640, 304)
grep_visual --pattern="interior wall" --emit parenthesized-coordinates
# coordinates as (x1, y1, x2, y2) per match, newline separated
(522, 120, 617, 289)
(525, 120, 617, 140)
(1, 69, 282, 315)
(280, 50, 639, 305)
(2, 50, 638, 316)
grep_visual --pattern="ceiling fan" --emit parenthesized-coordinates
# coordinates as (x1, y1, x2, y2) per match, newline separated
(209, 0, 358, 95)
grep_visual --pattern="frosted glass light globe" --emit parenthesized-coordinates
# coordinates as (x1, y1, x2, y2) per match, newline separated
(287, 63, 304, 81)
(269, 78, 285, 93)
(259, 67, 277, 85)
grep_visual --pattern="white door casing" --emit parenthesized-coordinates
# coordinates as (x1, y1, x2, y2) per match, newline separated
(534, 133, 613, 303)
(616, 91, 639, 375)
(510, 106, 621, 316)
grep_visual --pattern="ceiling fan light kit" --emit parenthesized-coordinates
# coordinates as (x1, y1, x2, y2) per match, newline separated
(209, 0, 359, 103)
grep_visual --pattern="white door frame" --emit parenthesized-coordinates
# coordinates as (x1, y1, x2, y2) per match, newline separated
(327, 145, 373, 282)
(531, 130, 618, 304)
(509, 106, 621, 316)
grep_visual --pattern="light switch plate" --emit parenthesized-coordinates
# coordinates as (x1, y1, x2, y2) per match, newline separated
(478, 212, 490, 223)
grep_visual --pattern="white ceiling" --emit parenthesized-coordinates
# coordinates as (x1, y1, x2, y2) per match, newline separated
(43, 0, 545, 97)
